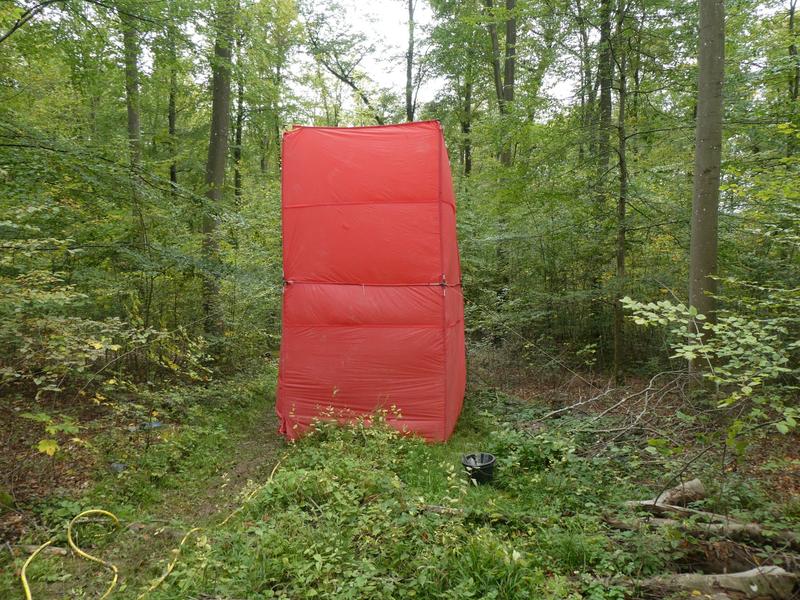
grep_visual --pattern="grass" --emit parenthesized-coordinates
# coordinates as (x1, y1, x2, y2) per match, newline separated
(2, 369, 798, 599)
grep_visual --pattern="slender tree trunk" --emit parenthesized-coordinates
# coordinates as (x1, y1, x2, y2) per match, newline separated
(233, 44, 244, 201)
(120, 9, 152, 337)
(498, 0, 516, 166)
(121, 16, 141, 169)
(168, 31, 178, 197)
(503, 0, 516, 105)
(202, 0, 233, 339)
(260, 134, 269, 173)
(790, 0, 798, 102)
(587, 0, 613, 355)
(575, 0, 593, 161)
(462, 79, 473, 176)
(406, 0, 415, 122)
(596, 0, 613, 207)
(689, 0, 725, 326)
(789, 0, 798, 155)
(613, 3, 628, 385)
(483, 0, 505, 113)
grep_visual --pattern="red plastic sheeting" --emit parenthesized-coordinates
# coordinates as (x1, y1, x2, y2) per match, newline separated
(276, 121, 465, 442)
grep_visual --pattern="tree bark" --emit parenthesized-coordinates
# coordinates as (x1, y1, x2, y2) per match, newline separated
(121, 15, 141, 169)
(405, 0, 415, 122)
(575, 0, 594, 161)
(498, 0, 516, 166)
(483, 0, 505, 113)
(482, 0, 515, 165)
(202, 0, 233, 339)
(689, 0, 725, 323)
(503, 0, 516, 105)
(120, 7, 152, 336)
(613, 2, 627, 385)
(790, 0, 798, 103)
(461, 79, 473, 176)
(167, 27, 178, 197)
(596, 0, 613, 208)
(233, 41, 244, 202)
(789, 0, 798, 155)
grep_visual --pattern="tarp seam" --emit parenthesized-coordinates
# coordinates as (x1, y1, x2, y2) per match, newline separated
(284, 200, 456, 210)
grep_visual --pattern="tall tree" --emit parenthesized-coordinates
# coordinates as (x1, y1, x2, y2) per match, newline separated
(233, 35, 245, 201)
(202, 0, 234, 338)
(612, 0, 629, 384)
(789, 0, 798, 155)
(167, 18, 179, 195)
(689, 0, 725, 323)
(119, 5, 154, 332)
(406, 0, 416, 121)
(481, 0, 516, 165)
(596, 0, 613, 207)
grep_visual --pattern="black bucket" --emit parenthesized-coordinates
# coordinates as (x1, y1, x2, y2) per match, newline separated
(462, 452, 496, 484)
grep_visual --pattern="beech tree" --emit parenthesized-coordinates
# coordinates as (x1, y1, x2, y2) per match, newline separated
(689, 0, 725, 323)
(202, 0, 235, 339)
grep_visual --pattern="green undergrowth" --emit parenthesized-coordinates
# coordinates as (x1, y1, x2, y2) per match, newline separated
(140, 397, 669, 600)
(4, 380, 798, 600)
(0, 364, 281, 599)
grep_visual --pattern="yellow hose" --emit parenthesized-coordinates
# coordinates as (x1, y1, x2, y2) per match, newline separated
(219, 457, 283, 526)
(135, 527, 200, 600)
(20, 538, 54, 600)
(19, 458, 284, 599)
(67, 510, 121, 600)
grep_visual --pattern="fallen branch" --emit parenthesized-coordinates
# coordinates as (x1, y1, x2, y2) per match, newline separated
(13, 544, 69, 556)
(624, 500, 734, 523)
(653, 477, 706, 505)
(639, 566, 798, 599)
(678, 539, 800, 575)
(605, 515, 800, 552)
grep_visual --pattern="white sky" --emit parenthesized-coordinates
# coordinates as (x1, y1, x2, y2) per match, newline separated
(341, 0, 442, 104)
(325, 0, 574, 112)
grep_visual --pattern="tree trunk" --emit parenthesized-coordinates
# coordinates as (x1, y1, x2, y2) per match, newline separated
(575, 0, 593, 161)
(483, 0, 505, 113)
(233, 43, 244, 202)
(461, 80, 473, 176)
(790, 0, 798, 102)
(498, 0, 516, 166)
(260, 134, 269, 173)
(121, 14, 142, 171)
(405, 0, 415, 122)
(613, 2, 628, 385)
(503, 0, 516, 105)
(202, 0, 233, 339)
(689, 0, 725, 324)
(168, 30, 178, 197)
(789, 0, 798, 155)
(120, 8, 152, 337)
(596, 0, 613, 207)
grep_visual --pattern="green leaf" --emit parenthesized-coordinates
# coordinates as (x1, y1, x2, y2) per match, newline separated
(20, 411, 51, 423)
(37, 439, 59, 456)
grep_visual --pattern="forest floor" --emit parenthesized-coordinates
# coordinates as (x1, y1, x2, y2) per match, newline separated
(1, 360, 799, 599)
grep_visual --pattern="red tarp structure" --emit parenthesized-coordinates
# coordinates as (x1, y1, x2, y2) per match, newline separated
(276, 121, 465, 442)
